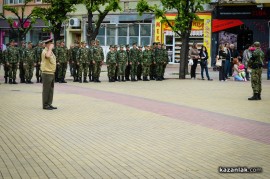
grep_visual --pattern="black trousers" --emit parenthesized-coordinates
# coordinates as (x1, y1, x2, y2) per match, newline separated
(190, 59, 198, 78)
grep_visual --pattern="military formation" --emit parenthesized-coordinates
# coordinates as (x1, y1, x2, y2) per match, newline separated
(0, 40, 169, 84)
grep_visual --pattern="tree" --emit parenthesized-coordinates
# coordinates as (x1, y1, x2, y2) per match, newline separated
(34, 0, 79, 42)
(0, 0, 38, 43)
(82, 0, 121, 43)
(137, 0, 210, 79)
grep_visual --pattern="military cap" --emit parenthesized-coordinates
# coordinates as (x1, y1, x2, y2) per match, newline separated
(120, 45, 124, 48)
(125, 44, 130, 48)
(43, 38, 53, 44)
(254, 41, 260, 47)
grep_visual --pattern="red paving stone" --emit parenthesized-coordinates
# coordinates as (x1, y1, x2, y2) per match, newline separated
(57, 84, 270, 145)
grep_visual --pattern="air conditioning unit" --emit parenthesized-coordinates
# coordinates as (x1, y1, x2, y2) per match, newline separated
(69, 18, 81, 27)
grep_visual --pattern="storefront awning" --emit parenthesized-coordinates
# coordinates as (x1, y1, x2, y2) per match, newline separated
(212, 19, 244, 33)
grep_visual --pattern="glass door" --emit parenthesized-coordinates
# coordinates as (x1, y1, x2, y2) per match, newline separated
(165, 35, 174, 63)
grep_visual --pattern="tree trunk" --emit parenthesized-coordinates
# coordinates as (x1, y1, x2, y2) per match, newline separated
(87, 12, 94, 44)
(179, 32, 190, 79)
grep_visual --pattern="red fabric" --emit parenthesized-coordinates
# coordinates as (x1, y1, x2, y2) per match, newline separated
(212, 19, 244, 32)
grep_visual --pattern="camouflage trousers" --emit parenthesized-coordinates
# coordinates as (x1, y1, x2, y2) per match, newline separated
(251, 68, 262, 93)
(89, 62, 94, 79)
(24, 63, 34, 81)
(93, 61, 102, 78)
(142, 64, 150, 76)
(107, 63, 116, 78)
(9, 63, 18, 80)
(78, 63, 89, 78)
(4, 64, 10, 78)
(150, 63, 156, 78)
(130, 63, 137, 79)
(58, 63, 67, 80)
(156, 62, 164, 77)
(117, 62, 126, 76)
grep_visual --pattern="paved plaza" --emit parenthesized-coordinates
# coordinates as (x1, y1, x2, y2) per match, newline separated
(0, 65, 270, 179)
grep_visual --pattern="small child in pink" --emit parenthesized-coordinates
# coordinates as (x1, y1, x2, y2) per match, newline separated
(238, 61, 246, 81)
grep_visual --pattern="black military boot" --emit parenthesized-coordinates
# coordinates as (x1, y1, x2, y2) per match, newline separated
(5, 77, 7, 84)
(117, 76, 121, 82)
(121, 76, 126, 82)
(13, 79, 18, 84)
(248, 93, 259, 100)
(83, 77, 88, 83)
(37, 77, 40, 83)
(9, 78, 13, 84)
(111, 77, 115, 82)
(258, 93, 261, 100)
(28, 80, 33, 84)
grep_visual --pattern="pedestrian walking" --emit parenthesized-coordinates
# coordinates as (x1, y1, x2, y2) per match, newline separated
(41, 38, 57, 110)
(248, 41, 264, 100)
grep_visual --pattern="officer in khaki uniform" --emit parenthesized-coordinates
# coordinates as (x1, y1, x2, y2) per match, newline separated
(41, 38, 57, 110)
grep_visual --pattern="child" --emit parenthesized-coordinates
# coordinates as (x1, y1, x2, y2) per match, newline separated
(238, 61, 247, 81)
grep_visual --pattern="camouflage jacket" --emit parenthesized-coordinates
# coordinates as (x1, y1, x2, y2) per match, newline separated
(142, 50, 152, 65)
(116, 50, 128, 63)
(71, 46, 79, 62)
(93, 46, 104, 62)
(18, 47, 27, 63)
(248, 48, 264, 69)
(154, 48, 163, 63)
(138, 50, 143, 63)
(6, 46, 20, 63)
(77, 47, 91, 63)
(24, 48, 35, 64)
(56, 47, 68, 63)
(162, 49, 169, 63)
(106, 51, 117, 64)
(130, 48, 138, 63)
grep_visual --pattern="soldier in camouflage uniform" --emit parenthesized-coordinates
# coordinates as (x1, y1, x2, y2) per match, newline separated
(54, 40, 61, 82)
(150, 42, 157, 80)
(2, 43, 10, 83)
(71, 41, 80, 82)
(162, 44, 169, 80)
(125, 45, 131, 81)
(116, 45, 128, 82)
(68, 44, 74, 77)
(56, 40, 68, 83)
(76, 41, 91, 83)
(88, 40, 95, 82)
(114, 45, 119, 81)
(24, 42, 35, 84)
(18, 41, 27, 83)
(130, 42, 139, 82)
(248, 42, 264, 100)
(154, 42, 164, 81)
(107, 45, 117, 82)
(137, 45, 143, 80)
(6, 40, 20, 84)
(142, 45, 152, 81)
(34, 41, 44, 83)
(92, 40, 104, 83)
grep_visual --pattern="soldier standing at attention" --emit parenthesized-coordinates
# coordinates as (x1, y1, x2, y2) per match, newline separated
(142, 45, 152, 81)
(3, 43, 10, 83)
(92, 40, 104, 83)
(34, 41, 44, 83)
(116, 45, 128, 82)
(71, 41, 80, 82)
(54, 40, 61, 82)
(88, 40, 95, 82)
(24, 42, 35, 84)
(154, 42, 164, 81)
(162, 44, 169, 80)
(137, 45, 143, 80)
(125, 44, 131, 81)
(57, 40, 68, 83)
(41, 38, 57, 110)
(6, 40, 20, 84)
(150, 42, 157, 80)
(77, 41, 91, 83)
(248, 42, 264, 100)
(130, 42, 139, 82)
(19, 41, 27, 83)
(107, 45, 117, 82)
(114, 45, 119, 81)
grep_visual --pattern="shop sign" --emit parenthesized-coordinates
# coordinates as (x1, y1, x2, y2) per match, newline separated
(162, 20, 204, 31)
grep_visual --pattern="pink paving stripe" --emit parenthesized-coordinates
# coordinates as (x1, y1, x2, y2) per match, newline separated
(57, 84, 270, 145)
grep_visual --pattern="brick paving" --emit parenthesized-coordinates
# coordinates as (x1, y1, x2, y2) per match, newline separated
(0, 65, 270, 179)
